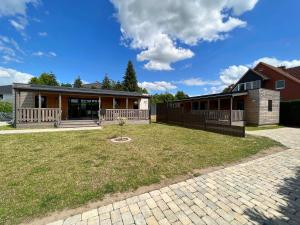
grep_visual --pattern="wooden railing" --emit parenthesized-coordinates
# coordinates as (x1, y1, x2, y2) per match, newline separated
(17, 108, 61, 123)
(101, 109, 149, 121)
(232, 110, 244, 122)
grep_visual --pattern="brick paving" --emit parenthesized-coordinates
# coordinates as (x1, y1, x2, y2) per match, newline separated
(47, 128, 300, 225)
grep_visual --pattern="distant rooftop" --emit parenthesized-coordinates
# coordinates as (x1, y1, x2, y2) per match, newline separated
(0, 85, 12, 94)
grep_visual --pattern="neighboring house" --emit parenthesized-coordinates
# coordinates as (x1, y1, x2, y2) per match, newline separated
(83, 81, 102, 89)
(232, 62, 300, 101)
(0, 85, 13, 103)
(12, 83, 150, 128)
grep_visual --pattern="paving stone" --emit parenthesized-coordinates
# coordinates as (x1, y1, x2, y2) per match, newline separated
(145, 216, 160, 225)
(82, 209, 99, 220)
(146, 198, 158, 209)
(121, 211, 134, 225)
(63, 214, 81, 225)
(87, 216, 100, 225)
(133, 213, 146, 225)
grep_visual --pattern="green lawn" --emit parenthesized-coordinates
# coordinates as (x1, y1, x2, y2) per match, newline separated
(0, 124, 281, 224)
(0, 125, 14, 130)
(246, 125, 284, 131)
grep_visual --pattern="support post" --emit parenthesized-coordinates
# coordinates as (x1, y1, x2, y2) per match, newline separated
(38, 92, 41, 123)
(230, 97, 233, 126)
(15, 90, 20, 126)
(126, 98, 129, 109)
(113, 97, 115, 109)
(207, 100, 210, 110)
(98, 96, 102, 122)
(218, 99, 221, 110)
(58, 94, 62, 124)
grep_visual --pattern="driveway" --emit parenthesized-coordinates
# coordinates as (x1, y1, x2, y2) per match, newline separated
(247, 127, 300, 149)
(42, 129, 300, 225)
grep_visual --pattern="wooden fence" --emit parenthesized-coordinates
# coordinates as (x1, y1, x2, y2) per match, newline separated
(156, 103, 245, 137)
(101, 109, 149, 121)
(17, 108, 61, 123)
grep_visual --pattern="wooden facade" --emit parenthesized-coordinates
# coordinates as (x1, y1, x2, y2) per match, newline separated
(13, 84, 150, 128)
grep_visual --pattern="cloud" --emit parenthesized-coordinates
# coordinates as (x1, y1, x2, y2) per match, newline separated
(0, 0, 39, 17)
(38, 32, 48, 37)
(0, 67, 33, 85)
(0, 35, 24, 63)
(138, 81, 177, 92)
(32, 51, 57, 57)
(9, 17, 28, 31)
(110, 0, 258, 70)
(252, 57, 300, 68)
(177, 78, 221, 86)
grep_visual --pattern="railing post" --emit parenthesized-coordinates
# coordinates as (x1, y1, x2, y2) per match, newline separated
(230, 97, 233, 125)
(38, 92, 41, 123)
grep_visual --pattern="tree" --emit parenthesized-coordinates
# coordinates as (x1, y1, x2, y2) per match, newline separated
(151, 93, 175, 104)
(61, 83, 72, 87)
(29, 72, 59, 86)
(175, 91, 189, 100)
(102, 74, 112, 90)
(222, 84, 235, 93)
(113, 81, 124, 91)
(122, 60, 139, 92)
(73, 76, 83, 88)
(138, 87, 148, 94)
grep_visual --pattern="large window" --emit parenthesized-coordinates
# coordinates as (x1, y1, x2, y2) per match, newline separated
(192, 101, 199, 110)
(275, 80, 285, 90)
(35, 96, 47, 108)
(268, 100, 272, 112)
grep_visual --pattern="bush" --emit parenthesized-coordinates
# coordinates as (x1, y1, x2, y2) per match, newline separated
(280, 101, 300, 126)
(0, 100, 13, 113)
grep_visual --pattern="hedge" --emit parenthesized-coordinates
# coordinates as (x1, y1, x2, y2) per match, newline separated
(0, 100, 12, 113)
(280, 100, 300, 126)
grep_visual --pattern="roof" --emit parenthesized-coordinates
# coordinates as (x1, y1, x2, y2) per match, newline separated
(171, 91, 248, 102)
(12, 83, 150, 98)
(255, 62, 300, 84)
(285, 66, 300, 80)
(0, 85, 12, 94)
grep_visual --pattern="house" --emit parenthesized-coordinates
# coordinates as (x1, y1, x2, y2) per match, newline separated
(83, 81, 102, 89)
(0, 85, 13, 103)
(233, 62, 300, 101)
(168, 63, 285, 126)
(12, 83, 150, 128)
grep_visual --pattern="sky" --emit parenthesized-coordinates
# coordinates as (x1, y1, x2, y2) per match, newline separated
(0, 0, 300, 96)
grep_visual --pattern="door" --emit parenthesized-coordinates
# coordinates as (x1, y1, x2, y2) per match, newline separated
(68, 98, 99, 119)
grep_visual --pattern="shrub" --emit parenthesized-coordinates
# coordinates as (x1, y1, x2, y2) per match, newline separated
(0, 100, 12, 113)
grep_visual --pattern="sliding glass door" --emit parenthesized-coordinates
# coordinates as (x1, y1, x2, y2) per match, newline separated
(68, 98, 99, 120)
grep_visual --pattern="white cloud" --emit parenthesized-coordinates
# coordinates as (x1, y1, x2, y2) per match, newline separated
(220, 65, 249, 86)
(32, 51, 57, 57)
(0, 0, 39, 17)
(177, 78, 221, 86)
(110, 0, 258, 70)
(9, 17, 28, 31)
(138, 81, 177, 92)
(0, 67, 33, 85)
(0, 35, 24, 63)
(252, 57, 300, 68)
(38, 32, 48, 37)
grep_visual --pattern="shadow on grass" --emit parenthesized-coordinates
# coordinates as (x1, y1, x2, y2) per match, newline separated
(244, 167, 300, 225)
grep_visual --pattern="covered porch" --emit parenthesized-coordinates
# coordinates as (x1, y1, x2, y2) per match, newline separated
(13, 84, 150, 128)
(168, 92, 247, 126)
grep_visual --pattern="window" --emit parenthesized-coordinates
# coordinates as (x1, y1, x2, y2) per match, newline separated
(275, 80, 285, 90)
(268, 100, 272, 112)
(0, 94, 3, 100)
(192, 102, 199, 110)
(238, 83, 245, 91)
(35, 96, 47, 108)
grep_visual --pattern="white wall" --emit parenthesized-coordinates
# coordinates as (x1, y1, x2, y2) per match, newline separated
(139, 98, 149, 110)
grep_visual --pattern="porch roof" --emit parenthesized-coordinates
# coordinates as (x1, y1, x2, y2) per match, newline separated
(13, 83, 151, 98)
(172, 91, 248, 102)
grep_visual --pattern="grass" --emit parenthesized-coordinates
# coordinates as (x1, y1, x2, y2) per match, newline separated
(246, 124, 284, 131)
(0, 123, 281, 224)
(0, 124, 14, 130)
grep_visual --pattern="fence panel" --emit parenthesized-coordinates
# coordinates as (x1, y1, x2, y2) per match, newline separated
(156, 103, 245, 137)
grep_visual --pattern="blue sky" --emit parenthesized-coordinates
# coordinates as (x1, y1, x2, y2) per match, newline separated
(0, 0, 299, 96)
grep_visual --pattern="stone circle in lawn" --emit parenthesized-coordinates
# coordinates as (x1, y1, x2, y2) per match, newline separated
(110, 137, 132, 143)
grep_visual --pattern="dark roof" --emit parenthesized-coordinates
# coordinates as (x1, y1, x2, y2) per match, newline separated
(285, 66, 300, 80)
(171, 91, 248, 102)
(0, 85, 12, 94)
(12, 83, 150, 98)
